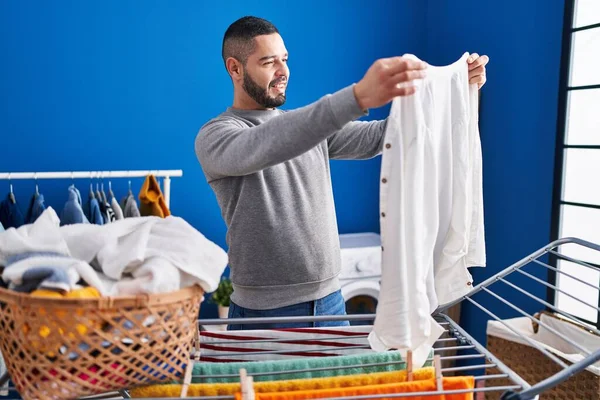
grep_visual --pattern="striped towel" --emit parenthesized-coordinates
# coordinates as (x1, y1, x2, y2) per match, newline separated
(198, 326, 374, 362)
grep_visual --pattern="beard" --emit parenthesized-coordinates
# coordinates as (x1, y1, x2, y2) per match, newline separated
(243, 71, 286, 108)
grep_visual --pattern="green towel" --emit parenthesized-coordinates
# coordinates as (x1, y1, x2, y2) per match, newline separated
(192, 351, 433, 383)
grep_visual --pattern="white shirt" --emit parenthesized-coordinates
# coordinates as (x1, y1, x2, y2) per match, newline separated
(368, 52, 486, 369)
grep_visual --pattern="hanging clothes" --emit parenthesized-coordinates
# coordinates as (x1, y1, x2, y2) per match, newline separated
(109, 193, 124, 220)
(368, 52, 486, 369)
(139, 174, 170, 217)
(0, 193, 24, 229)
(121, 193, 141, 218)
(60, 185, 90, 226)
(25, 191, 46, 224)
(100, 186, 116, 223)
(85, 192, 104, 225)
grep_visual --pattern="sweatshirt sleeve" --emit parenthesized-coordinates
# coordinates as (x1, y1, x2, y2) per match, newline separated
(326, 118, 388, 160)
(195, 85, 366, 181)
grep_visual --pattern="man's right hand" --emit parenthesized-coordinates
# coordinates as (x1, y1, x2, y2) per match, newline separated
(353, 56, 428, 110)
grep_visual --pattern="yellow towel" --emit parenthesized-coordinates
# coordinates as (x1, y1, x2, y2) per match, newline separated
(138, 174, 170, 218)
(129, 367, 435, 398)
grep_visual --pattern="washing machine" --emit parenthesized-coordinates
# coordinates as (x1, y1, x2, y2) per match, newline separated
(338, 232, 382, 324)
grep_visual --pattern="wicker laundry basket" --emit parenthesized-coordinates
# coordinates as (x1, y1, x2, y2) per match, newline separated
(485, 312, 600, 400)
(0, 285, 203, 400)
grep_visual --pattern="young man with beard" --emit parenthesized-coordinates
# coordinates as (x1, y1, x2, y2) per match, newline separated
(195, 16, 489, 330)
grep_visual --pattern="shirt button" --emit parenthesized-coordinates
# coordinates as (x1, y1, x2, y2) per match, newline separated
(381, 212, 386, 217)
(382, 178, 387, 183)
(385, 143, 391, 149)
(467, 282, 472, 286)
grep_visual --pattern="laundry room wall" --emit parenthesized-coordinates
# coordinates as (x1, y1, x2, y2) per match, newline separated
(0, 1, 566, 327)
(0, 0, 424, 319)
(421, 0, 566, 345)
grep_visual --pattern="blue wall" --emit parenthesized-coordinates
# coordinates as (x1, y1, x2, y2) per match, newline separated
(421, 0, 565, 344)
(0, 1, 565, 338)
(0, 0, 423, 318)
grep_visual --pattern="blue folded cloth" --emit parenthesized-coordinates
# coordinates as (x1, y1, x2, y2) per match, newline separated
(3, 251, 80, 292)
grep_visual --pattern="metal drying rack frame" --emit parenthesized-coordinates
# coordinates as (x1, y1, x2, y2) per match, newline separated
(1, 237, 599, 399)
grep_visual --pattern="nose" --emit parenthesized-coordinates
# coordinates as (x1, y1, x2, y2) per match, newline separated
(274, 60, 288, 79)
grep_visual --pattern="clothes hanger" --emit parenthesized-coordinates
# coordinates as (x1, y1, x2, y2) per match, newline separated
(8, 173, 15, 204)
(96, 179, 102, 201)
(127, 170, 133, 197)
(100, 173, 108, 199)
(89, 172, 95, 199)
(34, 173, 39, 197)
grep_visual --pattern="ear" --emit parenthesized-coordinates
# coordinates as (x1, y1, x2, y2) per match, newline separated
(226, 57, 243, 82)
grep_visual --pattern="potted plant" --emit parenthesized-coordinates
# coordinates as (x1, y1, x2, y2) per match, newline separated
(210, 277, 233, 319)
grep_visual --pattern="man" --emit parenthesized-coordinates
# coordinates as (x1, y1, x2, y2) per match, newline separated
(195, 16, 489, 330)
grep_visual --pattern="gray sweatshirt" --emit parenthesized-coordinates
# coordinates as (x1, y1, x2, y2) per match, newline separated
(195, 85, 387, 310)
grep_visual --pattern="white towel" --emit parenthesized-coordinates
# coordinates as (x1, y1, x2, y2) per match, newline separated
(60, 210, 228, 294)
(0, 207, 228, 295)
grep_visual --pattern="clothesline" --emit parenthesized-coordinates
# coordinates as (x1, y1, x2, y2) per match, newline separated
(0, 169, 183, 208)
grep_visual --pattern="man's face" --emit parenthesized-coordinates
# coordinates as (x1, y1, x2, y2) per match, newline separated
(242, 33, 289, 109)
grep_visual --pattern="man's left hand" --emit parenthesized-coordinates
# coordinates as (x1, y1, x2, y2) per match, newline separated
(467, 53, 489, 89)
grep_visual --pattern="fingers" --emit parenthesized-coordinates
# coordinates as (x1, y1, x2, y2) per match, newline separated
(468, 54, 489, 71)
(469, 74, 486, 88)
(392, 69, 427, 85)
(468, 64, 485, 79)
(391, 85, 417, 97)
(385, 56, 428, 77)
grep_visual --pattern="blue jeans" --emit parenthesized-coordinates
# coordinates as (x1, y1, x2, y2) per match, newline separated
(227, 289, 350, 330)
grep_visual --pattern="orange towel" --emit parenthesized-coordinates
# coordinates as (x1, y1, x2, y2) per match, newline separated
(138, 174, 170, 217)
(234, 376, 475, 400)
(129, 367, 435, 398)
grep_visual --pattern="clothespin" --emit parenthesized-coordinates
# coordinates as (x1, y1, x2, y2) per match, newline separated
(406, 350, 413, 382)
(179, 361, 194, 398)
(240, 368, 255, 400)
(434, 354, 443, 392)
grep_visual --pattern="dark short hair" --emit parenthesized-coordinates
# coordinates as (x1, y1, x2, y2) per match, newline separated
(222, 16, 279, 67)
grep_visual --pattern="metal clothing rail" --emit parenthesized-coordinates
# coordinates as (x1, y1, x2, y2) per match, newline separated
(0, 169, 183, 208)
(178, 314, 529, 399)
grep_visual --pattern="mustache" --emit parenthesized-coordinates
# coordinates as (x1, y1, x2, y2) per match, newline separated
(270, 77, 287, 87)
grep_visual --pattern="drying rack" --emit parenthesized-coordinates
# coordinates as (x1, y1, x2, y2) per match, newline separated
(0, 237, 598, 399)
(0, 169, 183, 208)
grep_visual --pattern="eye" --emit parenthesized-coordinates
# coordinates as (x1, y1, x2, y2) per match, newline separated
(263, 61, 274, 66)
(282, 58, 288, 63)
